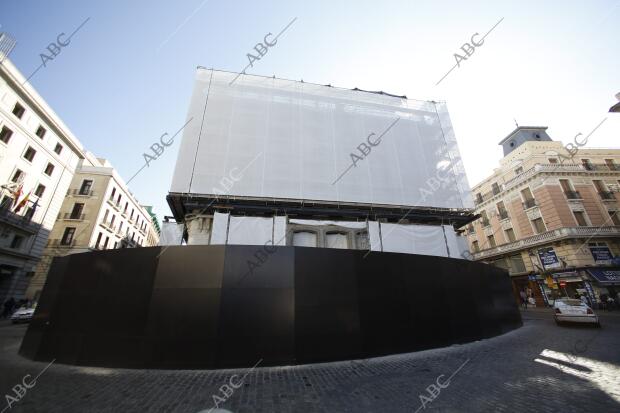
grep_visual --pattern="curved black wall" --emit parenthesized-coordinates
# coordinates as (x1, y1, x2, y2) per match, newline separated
(20, 245, 522, 369)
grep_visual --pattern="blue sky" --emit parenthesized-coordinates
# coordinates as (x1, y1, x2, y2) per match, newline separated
(1, 0, 619, 220)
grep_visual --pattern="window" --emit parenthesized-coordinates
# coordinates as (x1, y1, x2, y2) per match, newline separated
(593, 180, 607, 193)
(34, 184, 45, 197)
(593, 180, 614, 200)
(496, 201, 508, 220)
(509, 255, 526, 273)
(487, 234, 496, 248)
(110, 187, 116, 200)
(471, 240, 480, 252)
(113, 241, 118, 249)
(581, 159, 594, 171)
(11, 169, 24, 183)
(504, 228, 516, 242)
(475, 193, 483, 204)
(103, 236, 109, 249)
(44, 163, 55, 176)
(515, 167, 524, 175)
(12, 102, 25, 119)
(110, 215, 116, 226)
(79, 179, 93, 195)
(23, 146, 36, 162)
(356, 231, 369, 250)
(480, 210, 490, 227)
(0, 196, 12, 210)
(605, 159, 617, 171)
(326, 232, 348, 249)
(95, 233, 102, 249)
(609, 210, 620, 226)
(573, 211, 588, 226)
(0, 126, 13, 143)
(548, 158, 558, 164)
(491, 182, 500, 195)
(61, 227, 76, 245)
(35, 125, 46, 139)
(521, 187, 536, 209)
(24, 206, 35, 221)
(531, 217, 546, 234)
(560, 179, 580, 199)
(119, 222, 124, 232)
(116, 194, 121, 204)
(292, 231, 317, 247)
(70, 203, 84, 219)
(103, 209, 109, 222)
(10, 235, 24, 249)
(54, 143, 63, 154)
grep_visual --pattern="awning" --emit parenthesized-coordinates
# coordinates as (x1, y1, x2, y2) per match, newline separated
(552, 272, 582, 283)
(586, 268, 620, 285)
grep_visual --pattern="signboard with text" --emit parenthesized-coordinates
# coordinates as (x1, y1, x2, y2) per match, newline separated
(589, 246, 613, 263)
(538, 247, 561, 270)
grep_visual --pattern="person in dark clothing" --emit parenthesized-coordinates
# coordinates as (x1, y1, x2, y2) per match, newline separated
(2, 297, 16, 318)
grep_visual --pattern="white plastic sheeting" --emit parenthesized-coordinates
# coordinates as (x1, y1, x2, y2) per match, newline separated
(210, 212, 229, 244)
(456, 235, 472, 259)
(159, 222, 184, 246)
(289, 219, 367, 229)
(227, 216, 273, 245)
(293, 231, 317, 247)
(442, 225, 461, 258)
(368, 221, 382, 252)
(273, 216, 287, 245)
(171, 69, 472, 209)
(326, 233, 348, 249)
(380, 223, 448, 257)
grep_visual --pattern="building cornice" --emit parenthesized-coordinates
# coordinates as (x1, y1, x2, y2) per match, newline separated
(472, 225, 620, 260)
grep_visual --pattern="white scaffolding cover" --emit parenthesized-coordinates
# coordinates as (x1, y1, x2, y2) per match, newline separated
(171, 69, 472, 209)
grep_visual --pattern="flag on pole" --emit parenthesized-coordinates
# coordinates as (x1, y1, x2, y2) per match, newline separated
(14, 191, 31, 213)
(11, 183, 23, 206)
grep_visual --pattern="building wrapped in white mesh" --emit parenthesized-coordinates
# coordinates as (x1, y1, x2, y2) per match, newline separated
(167, 68, 475, 258)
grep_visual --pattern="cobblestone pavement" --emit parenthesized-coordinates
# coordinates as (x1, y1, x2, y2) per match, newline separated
(0, 309, 619, 413)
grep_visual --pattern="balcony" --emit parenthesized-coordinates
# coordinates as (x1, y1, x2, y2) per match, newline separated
(69, 188, 94, 197)
(48, 238, 76, 247)
(588, 163, 620, 171)
(472, 225, 620, 260)
(522, 198, 537, 210)
(0, 207, 40, 234)
(498, 210, 509, 220)
(62, 213, 85, 221)
(564, 190, 582, 200)
(480, 218, 490, 227)
(107, 198, 121, 211)
(599, 191, 616, 200)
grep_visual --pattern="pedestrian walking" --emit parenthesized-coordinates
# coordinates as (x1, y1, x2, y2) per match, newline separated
(2, 297, 16, 318)
(520, 290, 528, 309)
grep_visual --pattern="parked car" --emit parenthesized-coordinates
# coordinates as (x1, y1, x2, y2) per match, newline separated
(554, 298, 600, 327)
(10, 306, 35, 324)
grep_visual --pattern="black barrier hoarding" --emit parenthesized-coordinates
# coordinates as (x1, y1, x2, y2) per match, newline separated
(21, 245, 521, 369)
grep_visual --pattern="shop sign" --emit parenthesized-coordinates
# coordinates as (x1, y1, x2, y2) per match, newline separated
(589, 246, 613, 263)
(583, 281, 597, 305)
(586, 268, 620, 285)
(537, 247, 561, 270)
